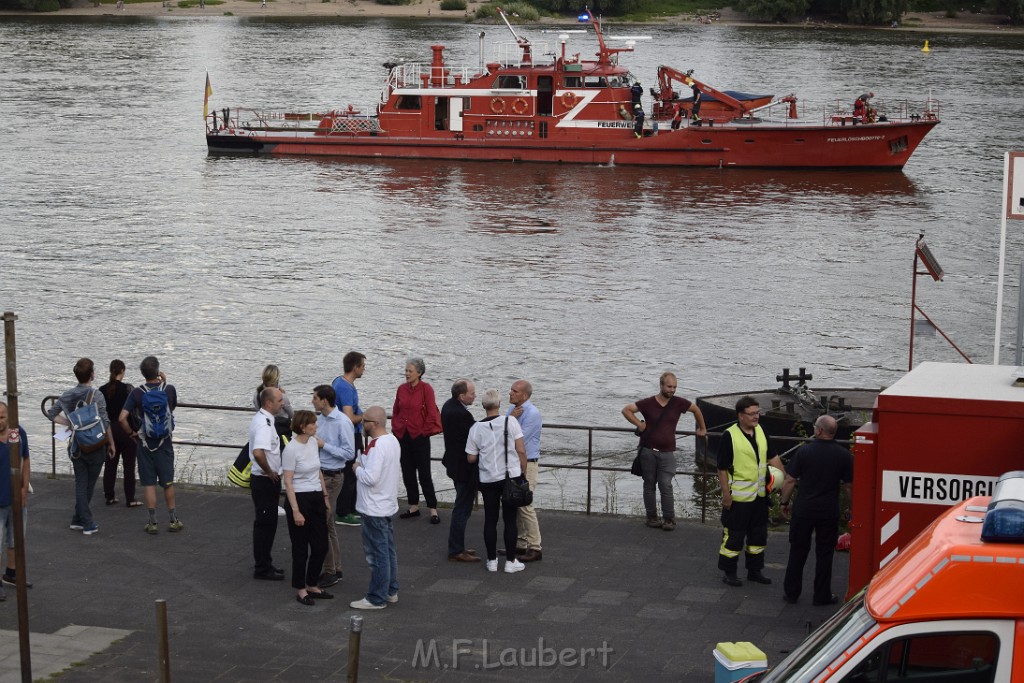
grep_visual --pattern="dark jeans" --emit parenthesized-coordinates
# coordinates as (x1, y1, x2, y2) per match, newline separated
(284, 490, 329, 590)
(479, 480, 517, 561)
(783, 514, 840, 602)
(400, 434, 437, 508)
(250, 475, 281, 574)
(718, 496, 769, 575)
(639, 447, 676, 520)
(72, 450, 105, 526)
(447, 480, 478, 556)
(337, 460, 358, 517)
(103, 433, 137, 503)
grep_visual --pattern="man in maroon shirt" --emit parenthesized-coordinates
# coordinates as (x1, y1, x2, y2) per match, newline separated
(622, 372, 707, 531)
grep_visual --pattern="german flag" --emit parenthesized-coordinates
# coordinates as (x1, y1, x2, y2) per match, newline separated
(203, 73, 213, 120)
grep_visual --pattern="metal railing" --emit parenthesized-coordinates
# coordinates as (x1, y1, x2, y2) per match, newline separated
(42, 398, 838, 522)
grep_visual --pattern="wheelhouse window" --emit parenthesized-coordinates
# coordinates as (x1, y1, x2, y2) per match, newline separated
(584, 76, 607, 88)
(395, 95, 422, 110)
(564, 76, 582, 88)
(494, 75, 526, 89)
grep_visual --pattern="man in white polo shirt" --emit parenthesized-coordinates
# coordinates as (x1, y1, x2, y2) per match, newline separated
(350, 405, 400, 609)
(250, 387, 285, 581)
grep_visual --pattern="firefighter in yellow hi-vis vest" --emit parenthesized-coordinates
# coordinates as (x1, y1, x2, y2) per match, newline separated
(716, 396, 786, 587)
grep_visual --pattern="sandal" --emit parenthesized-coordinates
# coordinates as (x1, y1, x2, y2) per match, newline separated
(105, 498, 119, 506)
(126, 500, 143, 508)
(308, 590, 334, 600)
(296, 594, 315, 606)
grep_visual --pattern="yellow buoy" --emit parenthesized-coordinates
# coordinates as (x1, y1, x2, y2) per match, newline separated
(922, 40, 931, 52)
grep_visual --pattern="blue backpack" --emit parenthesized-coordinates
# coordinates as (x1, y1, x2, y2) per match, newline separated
(64, 390, 107, 455)
(140, 382, 174, 448)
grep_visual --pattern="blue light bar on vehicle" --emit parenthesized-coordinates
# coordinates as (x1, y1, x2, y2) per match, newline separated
(577, 12, 589, 22)
(981, 471, 1024, 543)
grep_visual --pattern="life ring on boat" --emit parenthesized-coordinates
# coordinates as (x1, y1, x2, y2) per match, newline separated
(511, 97, 529, 115)
(561, 92, 579, 108)
(490, 97, 506, 114)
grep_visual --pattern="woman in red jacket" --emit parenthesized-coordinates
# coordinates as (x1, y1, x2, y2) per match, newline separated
(392, 357, 442, 524)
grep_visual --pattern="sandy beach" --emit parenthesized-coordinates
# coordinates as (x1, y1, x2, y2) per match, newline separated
(2, 0, 1022, 36)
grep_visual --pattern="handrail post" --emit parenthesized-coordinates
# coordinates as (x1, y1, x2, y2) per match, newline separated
(347, 615, 363, 682)
(700, 435, 708, 524)
(156, 599, 170, 682)
(586, 428, 593, 515)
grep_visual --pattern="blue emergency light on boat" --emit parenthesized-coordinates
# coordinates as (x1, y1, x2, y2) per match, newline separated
(981, 471, 1024, 542)
(577, 12, 589, 21)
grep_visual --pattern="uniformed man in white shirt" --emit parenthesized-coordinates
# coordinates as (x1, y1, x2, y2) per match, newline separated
(251, 387, 285, 580)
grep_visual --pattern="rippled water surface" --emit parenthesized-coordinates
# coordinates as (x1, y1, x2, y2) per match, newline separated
(2, 16, 1024, 496)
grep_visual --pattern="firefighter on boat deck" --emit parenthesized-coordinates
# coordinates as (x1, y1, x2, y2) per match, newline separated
(633, 104, 645, 139)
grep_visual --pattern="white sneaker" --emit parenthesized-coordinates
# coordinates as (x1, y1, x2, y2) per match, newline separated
(504, 559, 526, 574)
(386, 593, 398, 604)
(277, 506, 286, 517)
(350, 597, 385, 610)
(485, 559, 498, 572)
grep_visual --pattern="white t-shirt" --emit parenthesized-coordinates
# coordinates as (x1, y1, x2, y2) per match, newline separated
(355, 433, 401, 517)
(466, 415, 524, 484)
(282, 437, 322, 493)
(249, 408, 281, 477)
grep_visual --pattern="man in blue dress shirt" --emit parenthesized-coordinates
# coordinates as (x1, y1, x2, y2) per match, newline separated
(509, 379, 542, 562)
(313, 384, 355, 588)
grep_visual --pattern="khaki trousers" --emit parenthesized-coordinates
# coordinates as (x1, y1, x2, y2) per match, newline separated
(322, 471, 344, 575)
(516, 460, 542, 551)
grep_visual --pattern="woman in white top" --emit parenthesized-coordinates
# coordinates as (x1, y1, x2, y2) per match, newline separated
(466, 389, 528, 574)
(282, 410, 332, 605)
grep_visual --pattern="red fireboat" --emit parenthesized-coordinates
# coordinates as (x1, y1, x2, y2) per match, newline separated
(205, 10, 940, 169)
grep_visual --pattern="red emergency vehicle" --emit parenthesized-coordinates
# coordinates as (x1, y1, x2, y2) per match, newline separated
(850, 362, 1024, 596)
(743, 471, 1024, 682)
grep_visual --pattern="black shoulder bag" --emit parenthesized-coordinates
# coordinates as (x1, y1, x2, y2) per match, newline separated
(500, 416, 533, 508)
(631, 399, 673, 476)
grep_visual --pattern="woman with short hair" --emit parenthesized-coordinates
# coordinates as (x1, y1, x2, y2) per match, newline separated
(282, 410, 332, 606)
(466, 389, 528, 573)
(392, 357, 443, 524)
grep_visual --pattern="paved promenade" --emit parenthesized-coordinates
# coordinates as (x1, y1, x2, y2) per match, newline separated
(0, 477, 849, 682)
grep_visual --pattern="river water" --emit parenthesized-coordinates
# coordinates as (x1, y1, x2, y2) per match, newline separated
(2, 16, 1023, 514)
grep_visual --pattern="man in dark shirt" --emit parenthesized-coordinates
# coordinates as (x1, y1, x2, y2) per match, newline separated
(780, 415, 853, 606)
(622, 372, 707, 531)
(441, 379, 479, 562)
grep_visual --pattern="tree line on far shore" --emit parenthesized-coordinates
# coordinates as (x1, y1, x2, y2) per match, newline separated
(1, 0, 1019, 25)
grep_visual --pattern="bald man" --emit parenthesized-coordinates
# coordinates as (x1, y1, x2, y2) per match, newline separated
(780, 415, 853, 607)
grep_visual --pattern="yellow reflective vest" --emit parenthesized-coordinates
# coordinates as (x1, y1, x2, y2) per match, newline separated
(725, 423, 768, 503)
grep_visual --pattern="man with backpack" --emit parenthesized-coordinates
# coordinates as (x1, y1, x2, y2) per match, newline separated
(45, 358, 115, 536)
(119, 356, 182, 535)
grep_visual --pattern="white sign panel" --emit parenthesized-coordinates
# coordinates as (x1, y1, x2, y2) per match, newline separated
(1009, 151, 1024, 220)
(881, 470, 999, 505)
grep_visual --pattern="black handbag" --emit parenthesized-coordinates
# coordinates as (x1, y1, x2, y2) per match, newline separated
(630, 398, 674, 476)
(499, 416, 533, 508)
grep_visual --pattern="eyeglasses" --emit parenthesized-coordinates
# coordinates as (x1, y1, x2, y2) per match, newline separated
(742, 410, 761, 417)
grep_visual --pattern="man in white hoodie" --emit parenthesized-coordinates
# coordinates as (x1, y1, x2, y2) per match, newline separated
(350, 405, 401, 610)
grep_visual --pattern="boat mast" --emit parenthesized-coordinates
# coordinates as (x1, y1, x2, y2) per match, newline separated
(495, 7, 532, 64)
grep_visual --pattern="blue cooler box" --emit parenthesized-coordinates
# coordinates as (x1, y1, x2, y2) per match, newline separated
(713, 642, 767, 683)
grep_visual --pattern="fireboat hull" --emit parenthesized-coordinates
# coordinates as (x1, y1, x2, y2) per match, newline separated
(206, 119, 937, 169)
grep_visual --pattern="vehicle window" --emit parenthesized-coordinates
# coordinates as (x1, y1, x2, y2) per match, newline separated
(563, 76, 582, 88)
(758, 591, 876, 683)
(583, 76, 607, 88)
(842, 632, 998, 683)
